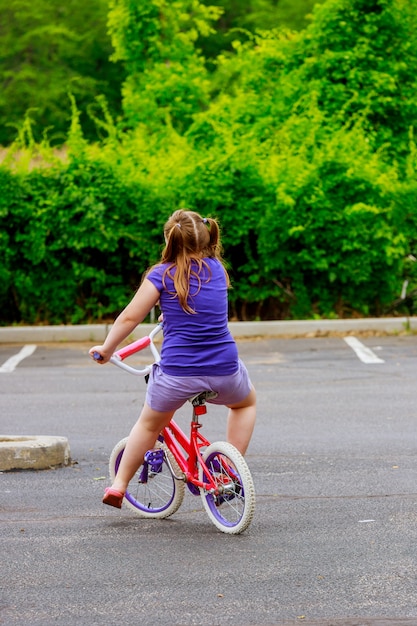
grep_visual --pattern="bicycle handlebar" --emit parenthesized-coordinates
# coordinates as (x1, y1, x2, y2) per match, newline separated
(115, 336, 151, 359)
(108, 323, 163, 377)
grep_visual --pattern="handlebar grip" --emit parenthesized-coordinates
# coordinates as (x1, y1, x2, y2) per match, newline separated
(115, 336, 151, 360)
(93, 352, 103, 361)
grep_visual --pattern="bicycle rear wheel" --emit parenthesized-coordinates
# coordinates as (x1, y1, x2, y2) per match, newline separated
(109, 438, 185, 518)
(199, 441, 255, 534)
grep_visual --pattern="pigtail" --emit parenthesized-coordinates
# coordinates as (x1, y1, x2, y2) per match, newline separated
(203, 217, 230, 286)
(161, 218, 195, 313)
(163, 222, 183, 263)
(204, 217, 220, 258)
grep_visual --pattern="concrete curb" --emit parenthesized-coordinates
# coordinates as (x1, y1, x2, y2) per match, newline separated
(0, 317, 416, 343)
(230, 317, 417, 337)
(0, 436, 71, 472)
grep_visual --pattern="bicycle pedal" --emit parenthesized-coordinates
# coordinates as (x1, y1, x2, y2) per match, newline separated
(144, 448, 165, 473)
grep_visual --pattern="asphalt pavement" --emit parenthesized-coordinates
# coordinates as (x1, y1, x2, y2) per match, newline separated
(1, 322, 417, 625)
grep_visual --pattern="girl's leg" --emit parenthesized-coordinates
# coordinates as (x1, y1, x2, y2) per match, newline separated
(110, 402, 175, 494)
(226, 386, 256, 455)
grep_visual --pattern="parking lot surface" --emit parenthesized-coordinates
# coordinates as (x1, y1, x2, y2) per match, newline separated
(1, 334, 417, 625)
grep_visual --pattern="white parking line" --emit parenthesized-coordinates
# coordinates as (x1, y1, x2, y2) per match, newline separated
(0, 345, 37, 373)
(343, 336, 384, 364)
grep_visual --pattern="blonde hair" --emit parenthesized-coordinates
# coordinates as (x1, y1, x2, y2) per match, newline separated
(157, 209, 229, 314)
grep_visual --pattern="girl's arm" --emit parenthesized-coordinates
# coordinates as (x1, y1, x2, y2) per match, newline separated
(89, 278, 160, 363)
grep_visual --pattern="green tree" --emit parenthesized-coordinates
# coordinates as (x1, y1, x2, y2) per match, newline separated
(201, 0, 417, 154)
(0, 0, 125, 145)
(0, 0, 319, 143)
(286, 0, 417, 157)
(198, 0, 318, 60)
(108, 0, 222, 132)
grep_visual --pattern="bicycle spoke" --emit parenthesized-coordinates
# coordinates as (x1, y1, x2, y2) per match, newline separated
(199, 442, 255, 534)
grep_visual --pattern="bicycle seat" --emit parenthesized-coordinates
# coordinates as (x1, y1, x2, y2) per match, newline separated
(190, 390, 218, 405)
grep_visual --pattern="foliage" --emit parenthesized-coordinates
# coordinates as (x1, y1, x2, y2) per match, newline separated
(0, 0, 125, 145)
(182, 116, 409, 319)
(0, 115, 197, 324)
(1, 0, 417, 324)
(186, 0, 417, 317)
(198, 0, 318, 60)
(108, 0, 222, 132)
(0, 0, 319, 146)
(286, 0, 417, 157)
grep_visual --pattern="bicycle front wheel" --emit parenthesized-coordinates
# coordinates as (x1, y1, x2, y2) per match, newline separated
(199, 441, 256, 534)
(109, 438, 185, 519)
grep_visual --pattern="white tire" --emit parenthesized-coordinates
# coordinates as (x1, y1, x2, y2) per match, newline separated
(199, 441, 255, 534)
(109, 438, 185, 518)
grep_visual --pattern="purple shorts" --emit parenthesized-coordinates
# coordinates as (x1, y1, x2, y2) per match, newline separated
(146, 359, 252, 413)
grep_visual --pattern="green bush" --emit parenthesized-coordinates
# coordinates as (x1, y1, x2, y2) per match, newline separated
(0, 147, 166, 324)
(181, 118, 409, 319)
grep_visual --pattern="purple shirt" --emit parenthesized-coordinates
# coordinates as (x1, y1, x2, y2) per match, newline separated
(146, 258, 238, 376)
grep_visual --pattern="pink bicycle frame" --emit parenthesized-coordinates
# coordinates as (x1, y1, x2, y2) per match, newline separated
(111, 325, 219, 493)
(161, 413, 218, 492)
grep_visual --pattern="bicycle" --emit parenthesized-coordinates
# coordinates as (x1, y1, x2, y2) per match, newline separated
(101, 323, 256, 535)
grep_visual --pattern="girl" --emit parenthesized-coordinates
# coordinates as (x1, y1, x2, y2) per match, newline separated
(89, 209, 256, 509)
